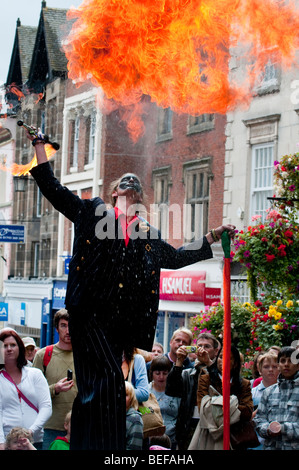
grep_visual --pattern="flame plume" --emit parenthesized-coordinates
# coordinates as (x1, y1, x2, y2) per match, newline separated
(0, 144, 57, 177)
(63, 0, 299, 141)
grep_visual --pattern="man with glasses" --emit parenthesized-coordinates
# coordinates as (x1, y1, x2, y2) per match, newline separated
(166, 332, 220, 450)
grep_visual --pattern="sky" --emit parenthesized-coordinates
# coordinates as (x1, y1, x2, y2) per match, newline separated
(0, 0, 82, 84)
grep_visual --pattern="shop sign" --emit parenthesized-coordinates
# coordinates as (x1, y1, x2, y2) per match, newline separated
(204, 287, 221, 306)
(52, 281, 67, 309)
(0, 225, 25, 243)
(159, 270, 206, 302)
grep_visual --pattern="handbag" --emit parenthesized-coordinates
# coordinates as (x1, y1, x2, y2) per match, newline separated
(138, 393, 166, 438)
(127, 359, 165, 438)
(230, 419, 260, 450)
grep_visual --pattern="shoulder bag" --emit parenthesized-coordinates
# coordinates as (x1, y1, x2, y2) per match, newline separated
(230, 419, 260, 450)
(127, 360, 165, 438)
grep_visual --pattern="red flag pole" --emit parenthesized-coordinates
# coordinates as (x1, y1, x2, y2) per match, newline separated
(221, 231, 231, 450)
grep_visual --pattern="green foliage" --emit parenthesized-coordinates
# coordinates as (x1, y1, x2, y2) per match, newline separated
(190, 300, 252, 354)
(232, 210, 299, 300)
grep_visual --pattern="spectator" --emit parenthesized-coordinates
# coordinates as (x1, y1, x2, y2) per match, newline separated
(0, 329, 52, 450)
(254, 346, 299, 450)
(5, 427, 36, 451)
(33, 309, 77, 449)
(166, 332, 220, 450)
(152, 343, 164, 358)
(149, 356, 181, 448)
(149, 434, 171, 450)
(251, 350, 279, 450)
(252, 351, 279, 410)
(146, 343, 164, 373)
(125, 381, 143, 450)
(22, 337, 37, 366)
(252, 346, 281, 388)
(166, 327, 194, 370)
(250, 350, 265, 387)
(122, 347, 149, 403)
(190, 345, 253, 450)
(48, 411, 71, 450)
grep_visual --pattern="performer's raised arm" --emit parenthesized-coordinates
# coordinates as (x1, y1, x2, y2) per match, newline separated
(25, 129, 48, 165)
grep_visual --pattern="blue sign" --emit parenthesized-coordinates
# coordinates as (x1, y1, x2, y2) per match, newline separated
(20, 302, 26, 326)
(64, 256, 72, 274)
(0, 225, 25, 243)
(52, 280, 67, 309)
(0, 302, 8, 321)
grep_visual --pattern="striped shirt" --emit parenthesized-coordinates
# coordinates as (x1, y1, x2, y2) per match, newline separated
(126, 408, 144, 450)
(254, 372, 299, 450)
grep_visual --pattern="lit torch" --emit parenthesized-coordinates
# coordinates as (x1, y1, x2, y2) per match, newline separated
(17, 120, 60, 151)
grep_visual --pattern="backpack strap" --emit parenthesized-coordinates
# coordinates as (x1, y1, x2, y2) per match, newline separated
(43, 345, 54, 375)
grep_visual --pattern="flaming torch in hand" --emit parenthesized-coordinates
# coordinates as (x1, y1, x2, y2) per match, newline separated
(5, 122, 60, 177)
(17, 120, 60, 151)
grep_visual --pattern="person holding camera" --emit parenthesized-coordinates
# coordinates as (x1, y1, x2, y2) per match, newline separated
(166, 327, 194, 370)
(165, 332, 220, 450)
(33, 309, 77, 449)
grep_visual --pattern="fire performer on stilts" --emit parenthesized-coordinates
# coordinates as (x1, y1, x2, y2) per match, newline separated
(23, 125, 235, 450)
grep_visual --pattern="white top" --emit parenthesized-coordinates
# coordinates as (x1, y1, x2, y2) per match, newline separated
(0, 366, 52, 444)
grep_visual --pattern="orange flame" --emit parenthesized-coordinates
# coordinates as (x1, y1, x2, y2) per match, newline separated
(6, 82, 25, 101)
(0, 144, 57, 177)
(64, 0, 299, 141)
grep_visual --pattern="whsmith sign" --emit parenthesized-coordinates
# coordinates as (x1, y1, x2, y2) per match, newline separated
(0, 225, 25, 243)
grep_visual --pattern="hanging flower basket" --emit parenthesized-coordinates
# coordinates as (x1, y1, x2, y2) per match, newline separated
(232, 210, 299, 300)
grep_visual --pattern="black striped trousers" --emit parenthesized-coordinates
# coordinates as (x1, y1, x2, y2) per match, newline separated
(69, 312, 126, 450)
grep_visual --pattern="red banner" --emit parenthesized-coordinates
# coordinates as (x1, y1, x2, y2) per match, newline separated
(159, 270, 206, 302)
(204, 287, 221, 306)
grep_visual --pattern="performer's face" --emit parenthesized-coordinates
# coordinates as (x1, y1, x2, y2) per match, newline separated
(118, 174, 142, 194)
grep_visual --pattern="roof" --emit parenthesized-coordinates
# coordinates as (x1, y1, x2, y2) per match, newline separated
(6, 4, 76, 92)
(17, 25, 37, 81)
(42, 7, 71, 74)
(6, 20, 37, 85)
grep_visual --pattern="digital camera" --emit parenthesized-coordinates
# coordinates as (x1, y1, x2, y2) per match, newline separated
(185, 346, 197, 353)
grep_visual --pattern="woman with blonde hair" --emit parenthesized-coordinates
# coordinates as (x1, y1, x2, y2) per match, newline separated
(125, 381, 143, 450)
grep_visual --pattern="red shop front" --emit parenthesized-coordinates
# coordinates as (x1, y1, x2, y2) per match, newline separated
(155, 269, 221, 350)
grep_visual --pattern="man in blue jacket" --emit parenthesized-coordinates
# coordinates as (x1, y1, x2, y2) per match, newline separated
(27, 129, 235, 450)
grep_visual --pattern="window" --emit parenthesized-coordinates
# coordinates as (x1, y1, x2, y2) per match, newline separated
(152, 167, 171, 239)
(251, 143, 275, 222)
(157, 107, 173, 142)
(32, 242, 40, 277)
(36, 187, 42, 217)
(71, 116, 80, 168)
(183, 159, 211, 242)
(85, 113, 96, 165)
(47, 101, 56, 139)
(41, 238, 51, 277)
(256, 58, 280, 95)
(187, 114, 215, 134)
